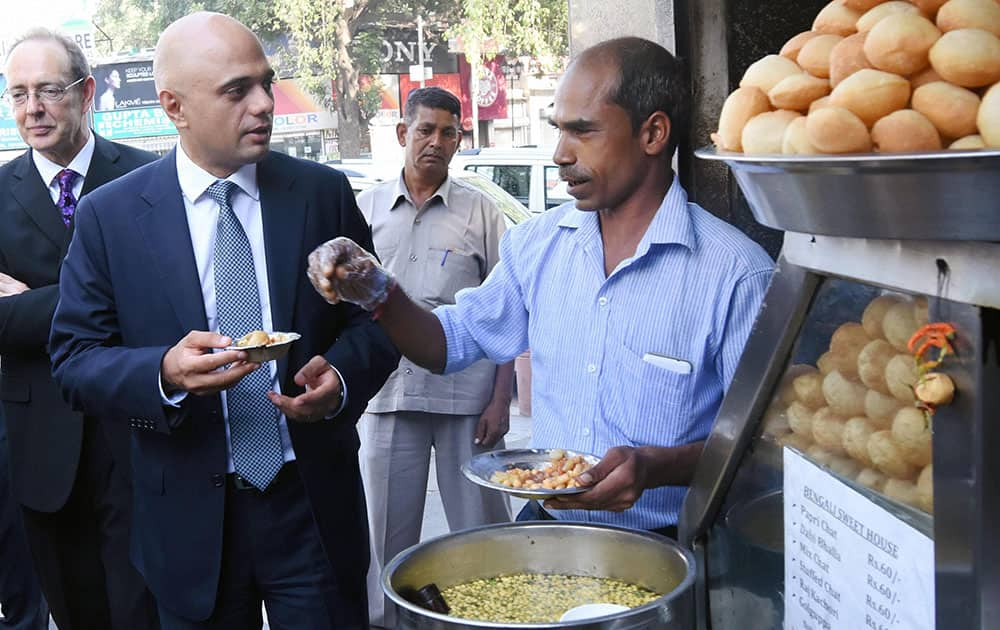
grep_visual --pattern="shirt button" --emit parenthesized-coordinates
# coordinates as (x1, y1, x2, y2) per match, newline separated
(583, 427, 591, 436)
(587, 363, 596, 373)
(598, 297, 608, 306)
(409, 254, 418, 262)
(405, 367, 413, 375)
(414, 218, 421, 224)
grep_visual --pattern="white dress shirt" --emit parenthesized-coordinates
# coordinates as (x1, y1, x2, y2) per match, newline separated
(171, 144, 295, 471)
(32, 132, 95, 203)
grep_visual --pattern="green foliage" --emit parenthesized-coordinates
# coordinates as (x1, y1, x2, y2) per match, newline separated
(358, 76, 386, 121)
(276, 0, 344, 103)
(93, 0, 283, 55)
(90, 0, 568, 156)
(449, 0, 568, 66)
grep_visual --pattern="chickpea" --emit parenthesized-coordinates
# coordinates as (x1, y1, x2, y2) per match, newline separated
(490, 451, 594, 491)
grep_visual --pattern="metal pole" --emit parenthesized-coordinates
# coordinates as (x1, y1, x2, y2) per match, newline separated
(471, 64, 479, 148)
(507, 62, 513, 147)
(417, 15, 426, 89)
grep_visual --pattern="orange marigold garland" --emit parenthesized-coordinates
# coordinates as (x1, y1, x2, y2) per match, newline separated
(907, 323, 957, 414)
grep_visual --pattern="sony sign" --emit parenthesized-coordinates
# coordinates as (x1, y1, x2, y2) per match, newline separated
(383, 40, 438, 66)
(377, 28, 458, 75)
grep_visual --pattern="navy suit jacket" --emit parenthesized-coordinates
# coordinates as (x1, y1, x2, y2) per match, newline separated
(0, 135, 156, 512)
(49, 150, 400, 623)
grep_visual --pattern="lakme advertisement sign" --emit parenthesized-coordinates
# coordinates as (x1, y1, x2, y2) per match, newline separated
(93, 61, 160, 112)
(92, 60, 176, 140)
(94, 108, 177, 140)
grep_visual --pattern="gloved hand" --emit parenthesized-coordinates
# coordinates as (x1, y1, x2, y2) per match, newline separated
(307, 237, 396, 311)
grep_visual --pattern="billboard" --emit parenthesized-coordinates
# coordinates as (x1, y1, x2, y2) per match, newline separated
(272, 79, 336, 133)
(92, 60, 175, 140)
(398, 73, 464, 119)
(379, 28, 458, 75)
(93, 61, 159, 112)
(0, 74, 27, 151)
(94, 107, 176, 140)
(366, 74, 401, 123)
(458, 56, 509, 125)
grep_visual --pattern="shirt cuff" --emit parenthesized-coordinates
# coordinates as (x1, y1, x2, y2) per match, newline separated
(159, 370, 187, 407)
(324, 364, 348, 418)
(433, 305, 477, 375)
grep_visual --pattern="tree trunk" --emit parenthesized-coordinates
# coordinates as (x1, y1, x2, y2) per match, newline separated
(334, 15, 364, 158)
(336, 90, 364, 158)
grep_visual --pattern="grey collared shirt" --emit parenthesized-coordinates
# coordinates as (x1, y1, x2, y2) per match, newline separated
(357, 172, 507, 415)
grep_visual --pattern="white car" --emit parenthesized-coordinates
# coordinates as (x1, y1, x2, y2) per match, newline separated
(450, 147, 572, 214)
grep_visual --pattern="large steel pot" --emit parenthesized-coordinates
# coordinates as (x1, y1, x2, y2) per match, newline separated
(383, 521, 695, 629)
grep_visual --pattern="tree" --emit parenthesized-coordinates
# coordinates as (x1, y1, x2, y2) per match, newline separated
(277, 0, 460, 158)
(449, 0, 568, 146)
(451, 0, 568, 65)
(93, 0, 283, 55)
(93, 0, 568, 157)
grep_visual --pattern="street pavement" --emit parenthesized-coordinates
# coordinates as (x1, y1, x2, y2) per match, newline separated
(36, 403, 532, 629)
(421, 402, 531, 540)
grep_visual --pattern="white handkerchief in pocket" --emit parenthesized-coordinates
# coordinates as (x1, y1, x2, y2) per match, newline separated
(642, 352, 693, 375)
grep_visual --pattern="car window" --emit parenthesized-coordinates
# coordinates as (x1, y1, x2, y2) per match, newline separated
(465, 164, 531, 208)
(544, 166, 573, 209)
(456, 172, 532, 227)
(491, 166, 531, 206)
(467, 165, 493, 180)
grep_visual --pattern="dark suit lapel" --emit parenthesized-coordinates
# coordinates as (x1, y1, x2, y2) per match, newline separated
(80, 135, 125, 195)
(61, 135, 127, 257)
(9, 152, 65, 250)
(258, 154, 305, 384)
(135, 151, 210, 333)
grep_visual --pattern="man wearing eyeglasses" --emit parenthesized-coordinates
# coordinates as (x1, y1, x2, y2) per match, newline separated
(0, 28, 159, 630)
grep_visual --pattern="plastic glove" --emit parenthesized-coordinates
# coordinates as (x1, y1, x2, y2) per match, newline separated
(307, 237, 396, 311)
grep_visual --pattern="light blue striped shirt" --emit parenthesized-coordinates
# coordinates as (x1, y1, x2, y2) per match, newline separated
(435, 177, 773, 529)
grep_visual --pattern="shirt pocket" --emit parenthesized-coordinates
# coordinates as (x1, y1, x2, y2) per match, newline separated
(425, 247, 482, 306)
(604, 340, 693, 446)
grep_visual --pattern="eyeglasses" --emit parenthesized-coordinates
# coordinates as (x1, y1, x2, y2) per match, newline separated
(2, 76, 86, 107)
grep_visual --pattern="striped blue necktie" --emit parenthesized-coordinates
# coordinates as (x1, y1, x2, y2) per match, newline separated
(207, 179, 284, 490)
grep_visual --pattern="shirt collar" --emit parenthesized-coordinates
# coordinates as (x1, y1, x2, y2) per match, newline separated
(390, 169, 452, 210)
(33, 132, 95, 188)
(175, 142, 259, 204)
(556, 175, 696, 251)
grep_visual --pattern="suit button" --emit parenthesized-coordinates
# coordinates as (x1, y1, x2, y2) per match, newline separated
(210, 411, 221, 424)
(211, 474, 224, 488)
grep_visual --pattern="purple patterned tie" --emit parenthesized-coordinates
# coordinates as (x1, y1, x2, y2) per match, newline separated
(56, 168, 80, 228)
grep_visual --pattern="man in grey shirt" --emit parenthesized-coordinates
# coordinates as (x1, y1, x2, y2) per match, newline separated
(355, 87, 513, 629)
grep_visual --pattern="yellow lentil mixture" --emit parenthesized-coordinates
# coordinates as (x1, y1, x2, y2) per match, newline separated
(439, 573, 660, 623)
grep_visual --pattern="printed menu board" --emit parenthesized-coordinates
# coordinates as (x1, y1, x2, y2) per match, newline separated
(784, 448, 934, 630)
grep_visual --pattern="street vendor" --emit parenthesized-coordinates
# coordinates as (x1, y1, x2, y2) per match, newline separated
(308, 36, 774, 535)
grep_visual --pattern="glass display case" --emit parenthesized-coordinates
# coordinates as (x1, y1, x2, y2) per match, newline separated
(681, 150, 1000, 630)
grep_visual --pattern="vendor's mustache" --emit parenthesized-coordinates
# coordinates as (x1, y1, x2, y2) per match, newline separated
(559, 168, 590, 181)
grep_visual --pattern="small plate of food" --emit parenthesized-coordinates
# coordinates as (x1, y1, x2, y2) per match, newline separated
(462, 448, 599, 500)
(226, 330, 300, 363)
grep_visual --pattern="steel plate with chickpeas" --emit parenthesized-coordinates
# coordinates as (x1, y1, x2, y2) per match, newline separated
(461, 448, 598, 500)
